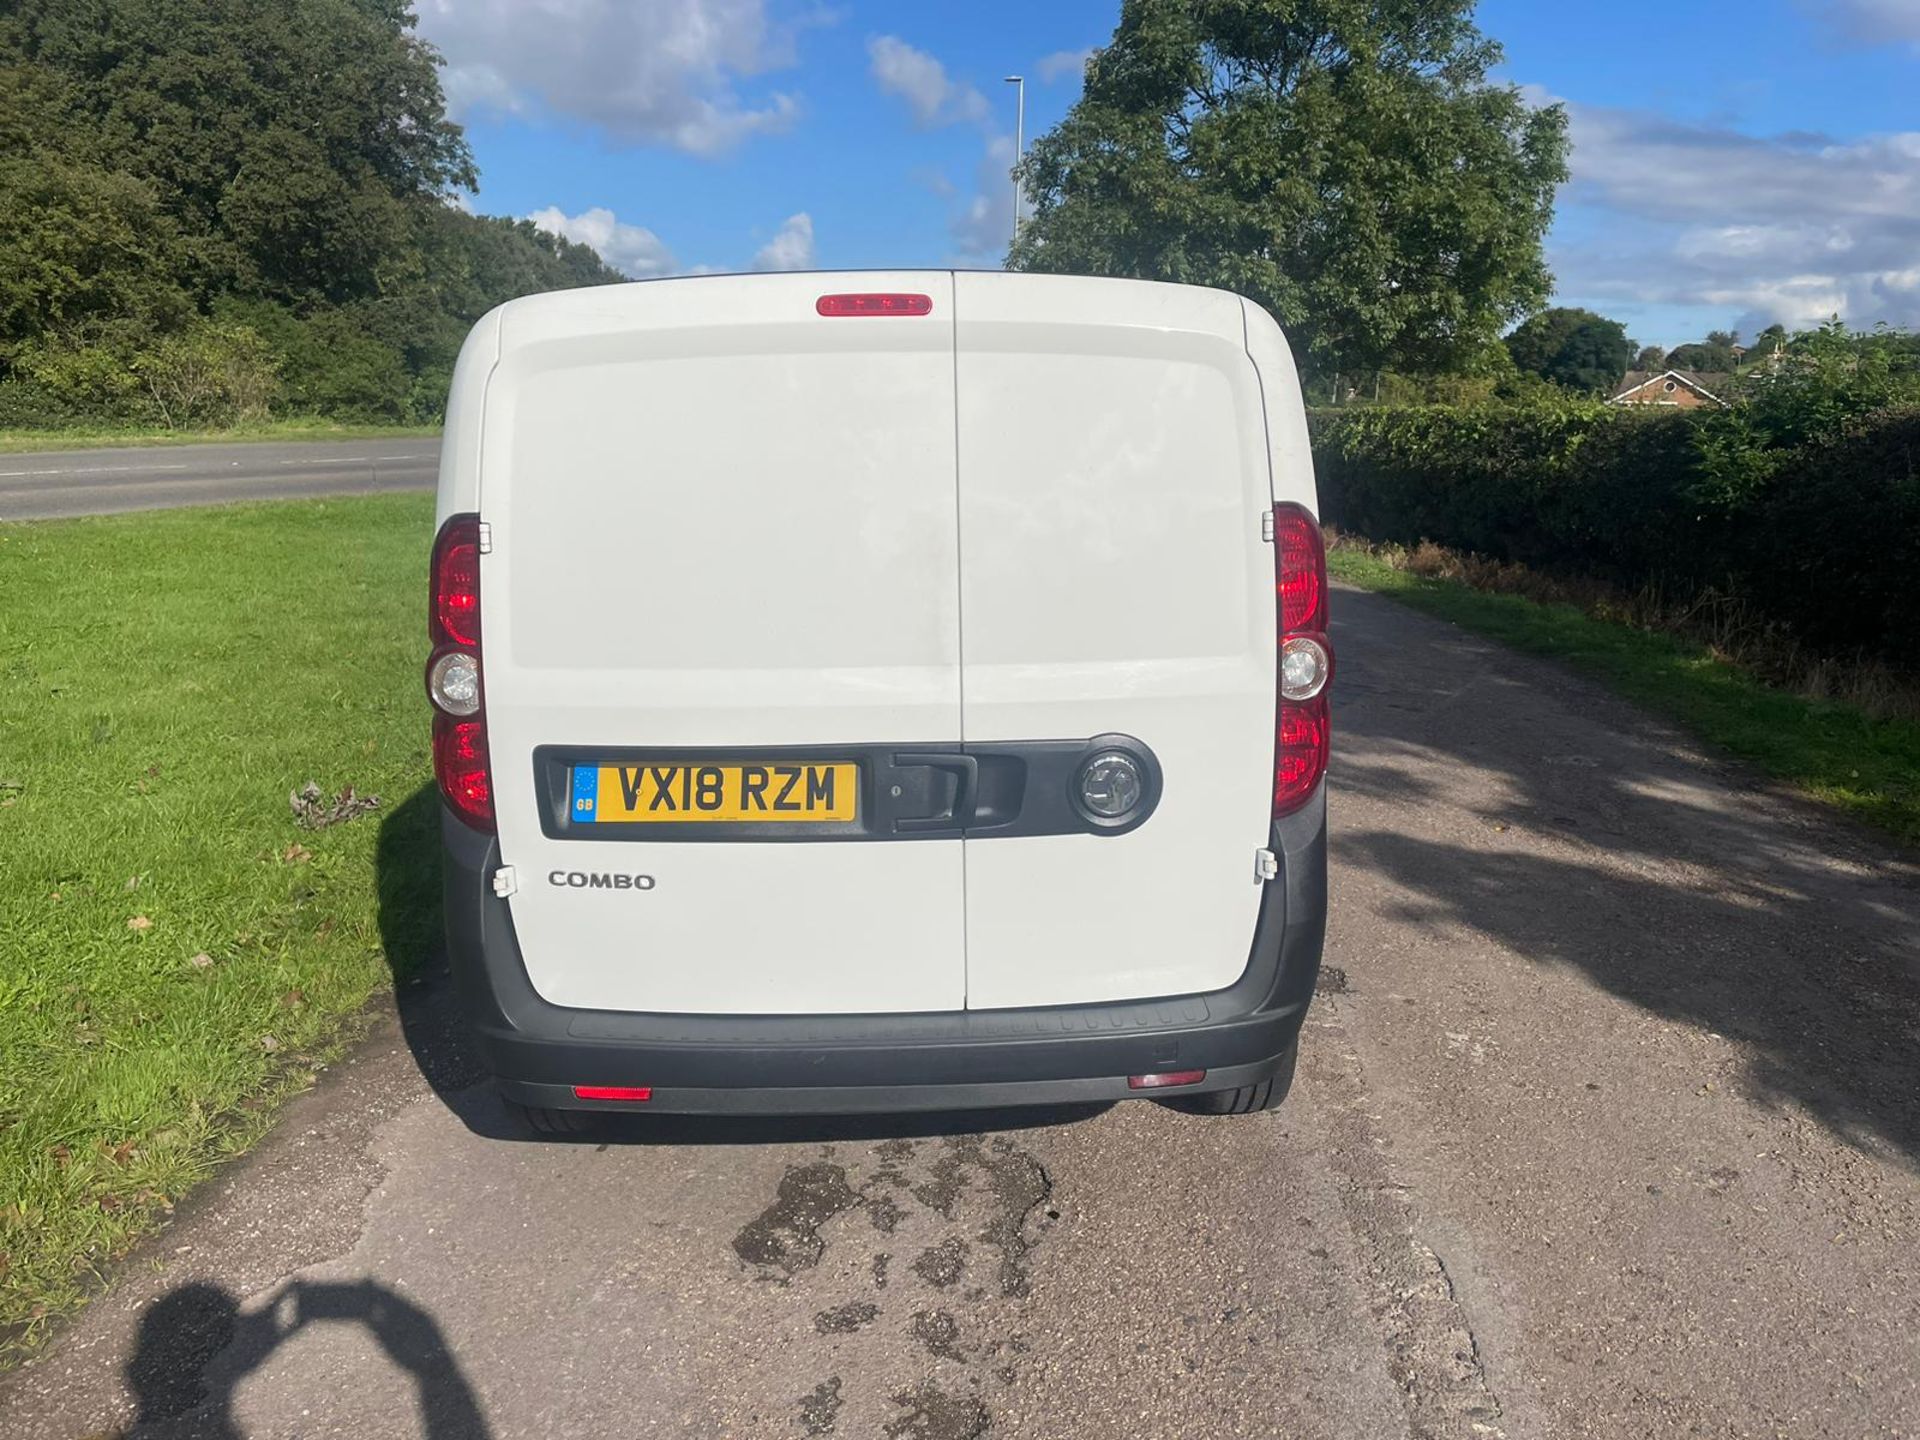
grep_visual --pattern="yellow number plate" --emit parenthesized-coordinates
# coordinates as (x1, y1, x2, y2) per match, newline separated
(573, 762, 858, 824)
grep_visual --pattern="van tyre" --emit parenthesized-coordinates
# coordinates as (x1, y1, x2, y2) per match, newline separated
(1159, 1044, 1297, 1116)
(508, 1101, 596, 1136)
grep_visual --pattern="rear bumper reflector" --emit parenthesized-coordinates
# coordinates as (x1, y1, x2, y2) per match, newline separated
(1126, 1070, 1207, 1090)
(571, 1085, 653, 1102)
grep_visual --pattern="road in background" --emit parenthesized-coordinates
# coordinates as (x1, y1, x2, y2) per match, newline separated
(4, 589, 1918, 1439)
(0, 438, 439, 521)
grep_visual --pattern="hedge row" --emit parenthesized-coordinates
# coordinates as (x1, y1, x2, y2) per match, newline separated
(1310, 401, 1920, 666)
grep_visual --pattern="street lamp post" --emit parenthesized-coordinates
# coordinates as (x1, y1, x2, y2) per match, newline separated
(1003, 75, 1024, 250)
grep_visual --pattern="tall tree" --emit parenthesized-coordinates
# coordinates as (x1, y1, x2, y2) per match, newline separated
(7, 0, 475, 304)
(1505, 306, 1634, 393)
(1008, 0, 1569, 382)
(1667, 340, 1738, 373)
(0, 0, 622, 423)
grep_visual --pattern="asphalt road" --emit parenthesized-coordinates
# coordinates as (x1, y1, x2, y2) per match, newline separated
(5, 588, 1918, 1439)
(0, 438, 439, 520)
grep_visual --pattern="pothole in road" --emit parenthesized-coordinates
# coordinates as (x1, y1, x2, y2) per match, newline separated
(731, 1161, 862, 1277)
(729, 1134, 1058, 1436)
(884, 1381, 991, 1440)
(814, 1301, 880, 1335)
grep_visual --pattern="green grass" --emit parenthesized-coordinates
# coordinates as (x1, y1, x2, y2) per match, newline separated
(0, 418, 440, 454)
(1330, 547, 1920, 846)
(0, 494, 440, 1359)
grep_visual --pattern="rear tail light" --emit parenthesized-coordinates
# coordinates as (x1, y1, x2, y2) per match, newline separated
(427, 649, 481, 716)
(433, 715, 494, 829)
(1272, 503, 1331, 816)
(431, 516, 481, 647)
(815, 292, 933, 317)
(429, 514, 494, 831)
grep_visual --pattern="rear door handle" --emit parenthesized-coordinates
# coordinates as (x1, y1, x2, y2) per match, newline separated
(892, 752, 978, 833)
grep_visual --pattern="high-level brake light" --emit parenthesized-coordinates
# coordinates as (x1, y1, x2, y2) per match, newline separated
(815, 293, 934, 317)
(1272, 503, 1332, 817)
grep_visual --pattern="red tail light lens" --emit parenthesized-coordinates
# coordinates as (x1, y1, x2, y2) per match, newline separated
(815, 292, 933, 317)
(1273, 697, 1330, 815)
(1273, 503, 1331, 817)
(433, 714, 494, 829)
(431, 515, 481, 647)
(429, 513, 493, 831)
(1273, 504, 1327, 633)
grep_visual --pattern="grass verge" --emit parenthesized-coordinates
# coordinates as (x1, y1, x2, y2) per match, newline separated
(0, 419, 440, 454)
(1329, 544, 1920, 846)
(0, 494, 439, 1361)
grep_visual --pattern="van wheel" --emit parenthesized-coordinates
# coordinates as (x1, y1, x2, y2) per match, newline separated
(507, 1101, 597, 1136)
(1158, 1045, 1297, 1116)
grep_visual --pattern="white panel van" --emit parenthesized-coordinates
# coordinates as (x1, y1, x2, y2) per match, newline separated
(428, 272, 1330, 1128)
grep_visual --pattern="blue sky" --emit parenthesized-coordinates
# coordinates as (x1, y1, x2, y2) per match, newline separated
(416, 0, 1920, 348)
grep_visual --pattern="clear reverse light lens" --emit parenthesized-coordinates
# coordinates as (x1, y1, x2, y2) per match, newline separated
(429, 650, 482, 716)
(1078, 751, 1144, 819)
(1280, 636, 1330, 701)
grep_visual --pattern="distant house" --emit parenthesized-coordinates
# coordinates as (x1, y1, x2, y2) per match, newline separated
(1608, 370, 1729, 409)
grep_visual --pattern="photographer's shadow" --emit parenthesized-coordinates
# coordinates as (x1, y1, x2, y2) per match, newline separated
(123, 1277, 489, 1439)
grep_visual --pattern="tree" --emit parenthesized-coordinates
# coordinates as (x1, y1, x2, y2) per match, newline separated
(1008, 0, 1569, 383)
(1633, 344, 1666, 371)
(0, 0, 624, 425)
(0, 155, 192, 355)
(1667, 340, 1737, 373)
(1504, 307, 1633, 392)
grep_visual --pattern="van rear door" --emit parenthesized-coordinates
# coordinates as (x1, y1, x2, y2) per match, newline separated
(953, 274, 1276, 1010)
(480, 272, 965, 1015)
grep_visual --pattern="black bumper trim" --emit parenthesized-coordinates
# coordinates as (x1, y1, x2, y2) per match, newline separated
(498, 1058, 1293, 1117)
(441, 794, 1326, 1110)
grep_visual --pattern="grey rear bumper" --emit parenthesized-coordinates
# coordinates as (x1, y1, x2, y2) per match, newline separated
(440, 796, 1327, 1114)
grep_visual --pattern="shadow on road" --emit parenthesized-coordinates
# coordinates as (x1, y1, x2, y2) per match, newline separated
(1330, 588, 1920, 1164)
(122, 1278, 488, 1439)
(372, 782, 1113, 1149)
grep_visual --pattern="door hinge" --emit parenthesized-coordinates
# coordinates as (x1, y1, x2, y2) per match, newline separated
(1255, 848, 1279, 882)
(1260, 509, 1275, 542)
(491, 865, 518, 898)
(476, 521, 494, 554)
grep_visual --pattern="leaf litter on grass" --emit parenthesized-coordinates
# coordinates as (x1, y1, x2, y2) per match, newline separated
(289, 780, 382, 830)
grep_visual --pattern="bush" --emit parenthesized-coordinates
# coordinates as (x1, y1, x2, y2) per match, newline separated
(133, 322, 279, 428)
(9, 335, 149, 422)
(1748, 410, 1920, 659)
(211, 301, 410, 422)
(1313, 399, 1920, 667)
(0, 376, 88, 429)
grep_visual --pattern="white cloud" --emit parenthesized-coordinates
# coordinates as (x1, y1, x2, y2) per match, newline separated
(1035, 47, 1094, 84)
(527, 205, 675, 278)
(951, 134, 1018, 263)
(867, 35, 990, 127)
(1547, 99, 1920, 332)
(1799, 0, 1920, 45)
(417, 0, 805, 155)
(751, 212, 815, 270)
(863, 36, 1018, 265)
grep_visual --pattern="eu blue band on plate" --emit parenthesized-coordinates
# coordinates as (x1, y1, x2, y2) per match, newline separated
(570, 765, 599, 821)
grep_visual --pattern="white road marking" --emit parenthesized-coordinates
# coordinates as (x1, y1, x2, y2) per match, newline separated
(0, 463, 193, 477)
